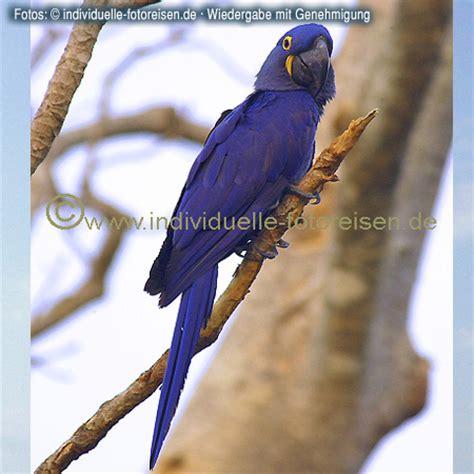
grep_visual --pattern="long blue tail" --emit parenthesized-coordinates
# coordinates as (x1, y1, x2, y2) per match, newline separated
(149, 265, 218, 469)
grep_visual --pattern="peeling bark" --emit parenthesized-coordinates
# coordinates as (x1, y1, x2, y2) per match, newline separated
(30, 1, 106, 175)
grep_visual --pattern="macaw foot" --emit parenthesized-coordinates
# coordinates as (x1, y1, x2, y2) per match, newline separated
(234, 247, 246, 258)
(236, 238, 288, 260)
(288, 184, 321, 204)
(254, 245, 278, 259)
(232, 243, 277, 273)
(254, 237, 290, 259)
(234, 240, 252, 258)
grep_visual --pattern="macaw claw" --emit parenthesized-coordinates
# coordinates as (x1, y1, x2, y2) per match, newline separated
(276, 238, 290, 248)
(288, 184, 321, 204)
(237, 239, 287, 260)
(256, 246, 279, 259)
(234, 240, 252, 257)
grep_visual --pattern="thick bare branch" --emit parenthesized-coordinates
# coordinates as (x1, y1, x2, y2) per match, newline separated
(34, 110, 377, 474)
(30, 0, 106, 175)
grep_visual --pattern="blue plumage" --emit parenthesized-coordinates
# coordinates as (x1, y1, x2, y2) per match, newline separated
(145, 24, 336, 469)
(149, 265, 218, 462)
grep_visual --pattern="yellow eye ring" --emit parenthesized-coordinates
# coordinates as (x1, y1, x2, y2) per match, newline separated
(282, 36, 292, 51)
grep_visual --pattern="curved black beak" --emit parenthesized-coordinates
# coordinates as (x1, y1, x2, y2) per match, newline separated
(291, 37, 330, 96)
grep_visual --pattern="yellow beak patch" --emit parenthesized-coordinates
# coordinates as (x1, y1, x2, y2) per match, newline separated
(285, 55, 294, 77)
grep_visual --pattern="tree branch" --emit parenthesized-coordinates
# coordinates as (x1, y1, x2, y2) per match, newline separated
(30, 106, 208, 229)
(30, 0, 163, 176)
(30, 107, 209, 335)
(31, 191, 129, 339)
(48, 107, 209, 162)
(34, 110, 377, 473)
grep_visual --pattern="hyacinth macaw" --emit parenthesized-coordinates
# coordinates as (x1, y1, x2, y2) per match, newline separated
(144, 23, 336, 469)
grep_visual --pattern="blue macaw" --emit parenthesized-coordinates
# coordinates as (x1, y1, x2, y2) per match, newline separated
(144, 23, 336, 469)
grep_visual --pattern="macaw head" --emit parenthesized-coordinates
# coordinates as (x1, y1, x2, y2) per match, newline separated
(255, 24, 336, 110)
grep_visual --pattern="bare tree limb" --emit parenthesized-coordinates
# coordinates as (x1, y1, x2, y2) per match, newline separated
(30, 106, 208, 334)
(31, 190, 129, 339)
(31, 139, 134, 338)
(30, 0, 163, 176)
(34, 110, 377, 474)
(30, 0, 107, 175)
(48, 107, 209, 162)
(31, 107, 207, 231)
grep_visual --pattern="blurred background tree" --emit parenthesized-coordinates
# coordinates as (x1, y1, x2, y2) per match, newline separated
(30, 0, 452, 472)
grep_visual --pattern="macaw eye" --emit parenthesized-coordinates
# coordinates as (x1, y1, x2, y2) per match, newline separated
(282, 36, 292, 51)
